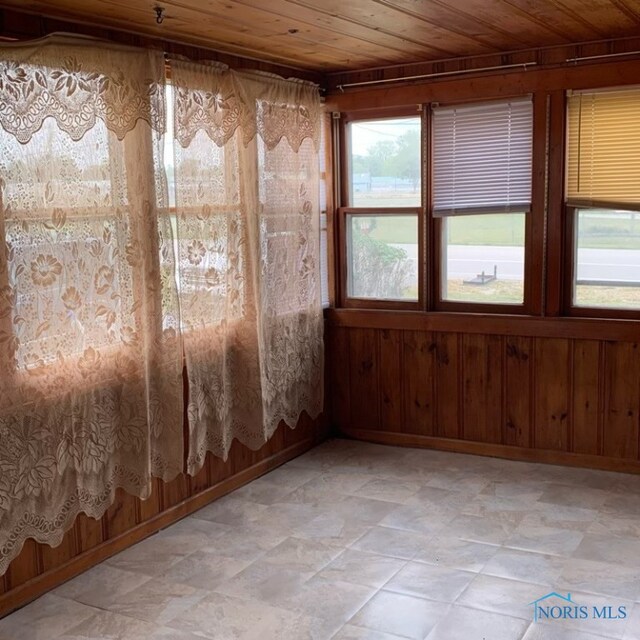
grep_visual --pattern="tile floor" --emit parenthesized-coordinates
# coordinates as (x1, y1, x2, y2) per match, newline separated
(2, 438, 640, 639)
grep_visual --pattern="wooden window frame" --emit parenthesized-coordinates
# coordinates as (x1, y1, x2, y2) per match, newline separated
(563, 204, 640, 320)
(334, 95, 546, 315)
(337, 106, 426, 310)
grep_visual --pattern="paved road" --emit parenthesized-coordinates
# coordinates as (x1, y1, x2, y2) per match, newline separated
(392, 244, 640, 283)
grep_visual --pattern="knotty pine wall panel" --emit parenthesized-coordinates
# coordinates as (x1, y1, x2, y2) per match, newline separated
(330, 324, 640, 473)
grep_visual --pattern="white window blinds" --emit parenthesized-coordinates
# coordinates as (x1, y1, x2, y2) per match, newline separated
(432, 98, 533, 216)
(566, 87, 640, 211)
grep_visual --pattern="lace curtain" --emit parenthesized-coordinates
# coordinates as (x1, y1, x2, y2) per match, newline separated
(0, 36, 183, 574)
(171, 61, 323, 472)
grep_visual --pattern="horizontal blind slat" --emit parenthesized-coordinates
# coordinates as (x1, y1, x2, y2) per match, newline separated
(566, 87, 640, 207)
(432, 98, 533, 215)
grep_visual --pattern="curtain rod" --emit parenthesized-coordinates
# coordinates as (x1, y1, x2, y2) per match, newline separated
(565, 50, 640, 63)
(336, 62, 537, 91)
(335, 48, 640, 92)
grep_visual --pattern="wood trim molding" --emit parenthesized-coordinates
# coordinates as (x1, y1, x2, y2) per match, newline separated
(0, 435, 318, 618)
(341, 427, 640, 475)
(325, 308, 640, 341)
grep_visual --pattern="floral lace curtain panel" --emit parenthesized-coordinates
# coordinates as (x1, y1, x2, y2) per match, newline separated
(0, 37, 323, 575)
(171, 61, 323, 472)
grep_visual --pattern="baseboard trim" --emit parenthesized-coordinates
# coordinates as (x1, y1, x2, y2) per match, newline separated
(340, 428, 640, 475)
(0, 435, 317, 617)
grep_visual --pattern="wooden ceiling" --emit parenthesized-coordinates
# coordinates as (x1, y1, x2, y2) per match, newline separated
(2, 0, 640, 72)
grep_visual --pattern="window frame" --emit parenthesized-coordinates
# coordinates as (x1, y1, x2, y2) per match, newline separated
(430, 94, 540, 315)
(564, 204, 640, 320)
(334, 95, 545, 315)
(337, 106, 426, 309)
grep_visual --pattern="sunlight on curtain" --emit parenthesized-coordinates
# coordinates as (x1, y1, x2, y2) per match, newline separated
(0, 36, 183, 574)
(170, 60, 323, 471)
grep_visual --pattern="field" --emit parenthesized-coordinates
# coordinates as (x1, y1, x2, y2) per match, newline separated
(359, 207, 640, 251)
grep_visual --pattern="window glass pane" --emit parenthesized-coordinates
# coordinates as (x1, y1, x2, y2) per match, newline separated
(574, 208, 640, 309)
(348, 118, 421, 207)
(442, 213, 525, 304)
(347, 214, 418, 300)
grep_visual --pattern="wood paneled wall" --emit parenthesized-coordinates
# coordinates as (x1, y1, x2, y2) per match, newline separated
(0, 413, 328, 617)
(328, 314, 640, 473)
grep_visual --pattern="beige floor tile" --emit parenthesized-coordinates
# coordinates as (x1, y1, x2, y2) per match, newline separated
(276, 576, 377, 637)
(57, 609, 162, 640)
(350, 590, 449, 640)
(316, 548, 406, 588)
(0, 594, 97, 640)
(380, 503, 456, 536)
(446, 513, 522, 545)
(259, 536, 341, 573)
(481, 548, 566, 586)
(292, 511, 373, 547)
(193, 495, 269, 527)
(54, 563, 151, 608)
(351, 478, 422, 504)
(559, 558, 640, 601)
(505, 523, 585, 556)
(522, 623, 618, 639)
(106, 533, 202, 577)
(98, 577, 208, 626)
(232, 476, 299, 505)
(200, 526, 287, 563)
(332, 624, 407, 639)
(537, 484, 611, 511)
(351, 525, 432, 560)
(622, 603, 640, 639)
(165, 591, 320, 640)
(384, 561, 475, 603)
(214, 559, 312, 606)
(158, 549, 251, 591)
(518, 503, 599, 533)
(426, 605, 530, 640)
(457, 574, 547, 619)
(573, 534, 640, 569)
(414, 535, 499, 572)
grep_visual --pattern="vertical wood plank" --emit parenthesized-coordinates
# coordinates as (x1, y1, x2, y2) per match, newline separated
(40, 527, 78, 574)
(104, 489, 139, 539)
(328, 326, 351, 431)
(572, 339, 601, 455)
(462, 334, 503, 444)
(139, 478, 163, 522)
(74, 512, 105, 554)
(402, 330, 435, 436)
(434, 332, 460, 439)
(504, 336, 532, 448)
(379, 329, 402, 432)
(534, 338, 570, 451)
(6, 540, 40, 590)
(349, 328, 380, 430)
(603, 341, 640, 460)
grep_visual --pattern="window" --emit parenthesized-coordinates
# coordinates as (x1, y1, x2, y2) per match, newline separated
(341, 114, 421, 306)
(346, 213, 418, 300)
(566, 87, 640, 313)
(432, 98, 532, 306)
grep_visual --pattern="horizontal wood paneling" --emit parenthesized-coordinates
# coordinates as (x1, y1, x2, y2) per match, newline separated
(0, 414, 327, 618)
(326, 308, 640, 342)
(3, 1, 640, 72)
(328, 322, 640, 472)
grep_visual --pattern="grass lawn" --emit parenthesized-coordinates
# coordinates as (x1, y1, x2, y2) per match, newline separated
(366, 212, 640, 250)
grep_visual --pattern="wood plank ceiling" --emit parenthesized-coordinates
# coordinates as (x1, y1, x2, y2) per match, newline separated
(1, 0, 640, 71)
